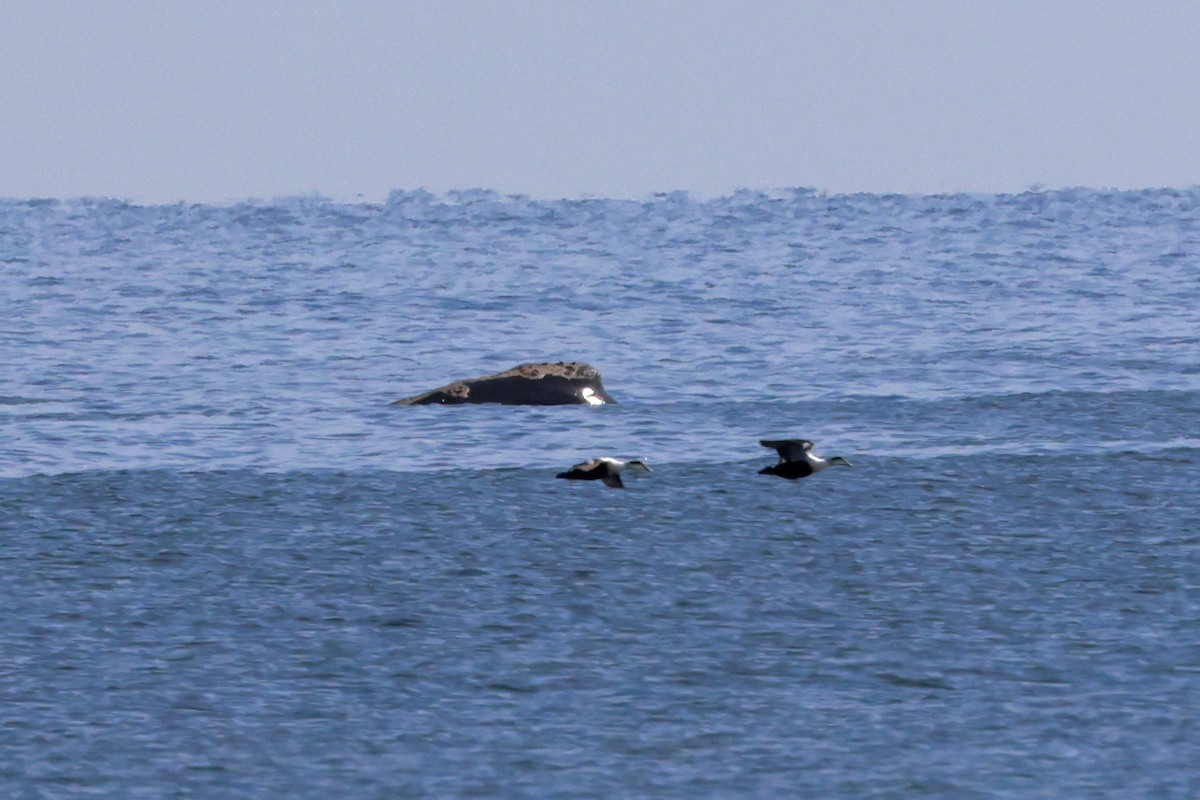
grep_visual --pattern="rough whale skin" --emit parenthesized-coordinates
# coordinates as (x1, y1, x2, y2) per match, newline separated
(391, 362, 616, 406)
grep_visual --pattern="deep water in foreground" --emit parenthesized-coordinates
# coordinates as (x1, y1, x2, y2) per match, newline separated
(2, 188, 1198, 797)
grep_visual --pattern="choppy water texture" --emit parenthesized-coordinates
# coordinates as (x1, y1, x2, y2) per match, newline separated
(2, 188, 1198, 797)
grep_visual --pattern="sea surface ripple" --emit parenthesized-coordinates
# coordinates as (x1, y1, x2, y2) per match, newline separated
(2, 188, 1198, 797)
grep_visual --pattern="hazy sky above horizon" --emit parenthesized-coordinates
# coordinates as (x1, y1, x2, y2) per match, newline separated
(3, 1, 1198, 203)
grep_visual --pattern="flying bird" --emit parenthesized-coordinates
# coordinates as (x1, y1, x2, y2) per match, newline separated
(556, 457, 651, 489)
(758, 439, 852, 480)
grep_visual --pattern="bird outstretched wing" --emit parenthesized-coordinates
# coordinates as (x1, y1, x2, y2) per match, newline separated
(600, 473, 624, 489)
(760, 439, 814, 462)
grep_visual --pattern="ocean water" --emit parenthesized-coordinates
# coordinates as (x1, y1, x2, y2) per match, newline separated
(2, 188, 1198, 797)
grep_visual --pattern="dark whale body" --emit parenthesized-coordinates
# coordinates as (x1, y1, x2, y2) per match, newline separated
(391, 362, 616, 406)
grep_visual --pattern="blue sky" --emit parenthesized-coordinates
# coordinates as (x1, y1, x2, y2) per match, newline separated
(2, 1, 1198, 202)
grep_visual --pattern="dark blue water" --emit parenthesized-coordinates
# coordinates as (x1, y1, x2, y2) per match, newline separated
(2, 189, 1198, 797)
